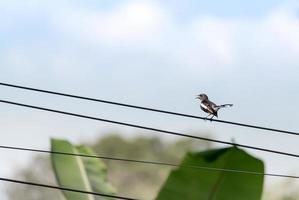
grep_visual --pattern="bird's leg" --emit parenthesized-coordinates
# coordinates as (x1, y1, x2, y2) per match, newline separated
(209, 115, 215, 121)
(204, 114, 211, 121)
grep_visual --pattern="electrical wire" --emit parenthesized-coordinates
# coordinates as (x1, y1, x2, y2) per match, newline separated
(0, 82, 298, 136)
(0, 177, 138, 200)
(0, 99, 299, 159)
(0, 144, 298, 179)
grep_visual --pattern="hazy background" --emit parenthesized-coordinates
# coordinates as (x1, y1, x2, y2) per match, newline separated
(1, 0, 299, 199)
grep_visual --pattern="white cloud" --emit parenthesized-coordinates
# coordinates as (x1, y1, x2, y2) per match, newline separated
(172, 16, 237, 70)
(2, 1, 299, 78)
(48, 1, 238, 69)
(0, 0, 41, 10)
(52, 1, 170, 45)
(48, 1, 299, 72)
(190, 17, 236, 65)
(229, 4, 299, 69)
(265, 7, 299, 54)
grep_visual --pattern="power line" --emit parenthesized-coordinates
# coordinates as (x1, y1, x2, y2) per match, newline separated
(0, 177, 138, 200)
(0, 144, 298, 179)
(1, 99, 299, 159)
(0, 82, 298, 136)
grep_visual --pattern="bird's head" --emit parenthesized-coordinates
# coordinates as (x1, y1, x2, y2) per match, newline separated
(196, 94, 208, 101)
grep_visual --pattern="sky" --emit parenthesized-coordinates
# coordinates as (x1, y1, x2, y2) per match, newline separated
(1, 0, 299, 199)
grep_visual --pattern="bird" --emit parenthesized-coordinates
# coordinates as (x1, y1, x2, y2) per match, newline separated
(196, 94, 233, 120)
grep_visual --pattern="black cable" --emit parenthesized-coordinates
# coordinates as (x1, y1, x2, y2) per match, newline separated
(0, 82, 298, 136)
(0, 144, 298, 179)
(0, 99, 299, 159)
(0, 177, 138, 200)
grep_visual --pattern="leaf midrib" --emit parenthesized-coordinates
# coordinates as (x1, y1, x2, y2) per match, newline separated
(208, 149, 234, 200)
(73, 148, 95, 200)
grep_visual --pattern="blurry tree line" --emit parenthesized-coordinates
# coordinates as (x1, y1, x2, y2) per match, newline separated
(6, 132, 299, 200)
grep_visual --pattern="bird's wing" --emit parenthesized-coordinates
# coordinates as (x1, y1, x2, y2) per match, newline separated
(209, 101, 218, 109)
(201, 101, 216, 114)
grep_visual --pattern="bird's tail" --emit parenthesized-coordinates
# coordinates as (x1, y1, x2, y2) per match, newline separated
(216, 104, 233, 109)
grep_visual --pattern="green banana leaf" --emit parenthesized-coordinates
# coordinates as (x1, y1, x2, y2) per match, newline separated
(156, 147, 264, 200)
(51, 138, 116, 200)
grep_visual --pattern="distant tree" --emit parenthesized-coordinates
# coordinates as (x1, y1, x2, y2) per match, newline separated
(263, 179, 299, 200)
(6, 133, 211, 200)
(6, 155, 62, 200)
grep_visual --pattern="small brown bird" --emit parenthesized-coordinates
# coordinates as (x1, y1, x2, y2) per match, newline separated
(196, 94, 233, 119)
